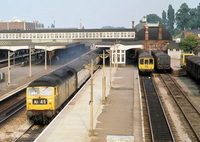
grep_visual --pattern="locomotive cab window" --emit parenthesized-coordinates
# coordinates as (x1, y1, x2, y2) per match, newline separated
(149, 59, 153, 64)
(28, 88, 39, 96)
(140, 59, 144, 64)
(41, 88, 53, 96)
(145, 59, 148, 65)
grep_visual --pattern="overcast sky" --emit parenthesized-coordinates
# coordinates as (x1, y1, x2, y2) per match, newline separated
(0, 0, 199, 29)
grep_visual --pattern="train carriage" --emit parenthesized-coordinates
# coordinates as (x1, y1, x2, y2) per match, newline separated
(137, 49, 154, 74)
(151, 50, 171, 71)
(186, 56, 200, 81)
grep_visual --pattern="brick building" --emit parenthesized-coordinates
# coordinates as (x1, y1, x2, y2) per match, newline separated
(0, 18, 42, 30)
(134, 20, 172, 53)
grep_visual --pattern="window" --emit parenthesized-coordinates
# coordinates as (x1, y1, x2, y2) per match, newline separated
(176, 49, 179, 51)
(28, 88, 39, 96)
(145, 59, 148, 65)
(41, 88, 53, 96)
(140, 59, 144, 64)
(149, 59, 153, 64)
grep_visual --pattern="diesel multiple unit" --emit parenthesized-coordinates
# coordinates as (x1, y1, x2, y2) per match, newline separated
(137, 49, 154, 74)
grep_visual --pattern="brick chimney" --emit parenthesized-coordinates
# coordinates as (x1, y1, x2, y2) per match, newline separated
(158, 24, 162, 40)
(132, 21, 134, 29)
(145, 26, 149, 40)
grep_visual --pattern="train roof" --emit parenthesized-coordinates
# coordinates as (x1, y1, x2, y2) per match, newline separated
(151, 50, 170, 58)
(138, 49, 153, 58)
(28, 67, 75, 87)
(186, 56, 200, 65)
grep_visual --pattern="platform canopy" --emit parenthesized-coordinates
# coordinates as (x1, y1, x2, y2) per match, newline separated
(0, 42, 80, 51)
(95, 40, 143, 50)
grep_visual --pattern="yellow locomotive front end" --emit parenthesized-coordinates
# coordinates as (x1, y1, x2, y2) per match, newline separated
(26, 86, 57, 123)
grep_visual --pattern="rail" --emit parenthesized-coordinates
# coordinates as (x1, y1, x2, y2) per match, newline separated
(160, 74, 200, 141)
(142, 76, 175, 142)
(0, 97, 26, 124)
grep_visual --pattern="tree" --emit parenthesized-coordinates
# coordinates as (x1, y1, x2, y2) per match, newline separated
(51, 24, 55, 28)
(176, 3, 191, 30)
(162, 10, 167, 29)
(146, 14, 161, 23)
(167, 5, 175, 34)
(181, 34, 198, 52)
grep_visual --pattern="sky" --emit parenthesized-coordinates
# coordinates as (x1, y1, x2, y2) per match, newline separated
(0, 0, 199, 29)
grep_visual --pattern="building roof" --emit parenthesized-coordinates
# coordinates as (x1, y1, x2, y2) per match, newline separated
(167, 41, 182, 49)
(137, 27, 172, 40)
(0, 28, 136, 33)
(96, 40, 142, 46)
(184, 29, 200, 39)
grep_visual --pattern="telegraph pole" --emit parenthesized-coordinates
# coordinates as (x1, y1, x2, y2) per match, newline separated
(83, 59, 100, 136)
(99, 50, 109, 104)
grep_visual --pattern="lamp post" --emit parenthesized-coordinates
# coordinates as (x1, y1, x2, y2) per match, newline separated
(98, 50, 109, 104)
(7, 50, 14, 86)
(29, 46, 35, 77)
(83, 59, 100, 136)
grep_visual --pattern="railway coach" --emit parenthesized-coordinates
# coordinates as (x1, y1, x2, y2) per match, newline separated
(186, 56, 200, 81)
(151, 50, 171, 72)
(137, 49, 154, 74)
(26, 49, 101, 124)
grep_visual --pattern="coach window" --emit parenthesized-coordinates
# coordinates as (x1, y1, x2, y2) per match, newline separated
(149, 59, 153, 64)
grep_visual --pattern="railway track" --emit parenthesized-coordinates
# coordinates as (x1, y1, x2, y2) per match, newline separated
(14, 124, 46, 142)
(0, 97, 26, 124)
(160, 74, 200, 141)
(142, 76, 175, 142)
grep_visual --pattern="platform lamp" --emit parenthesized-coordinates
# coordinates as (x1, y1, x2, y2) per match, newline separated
(29, 45, 35, 77)
(98, 50, 109, 104)
(84, 59, 101, 136)
(7, 50, 14, 86)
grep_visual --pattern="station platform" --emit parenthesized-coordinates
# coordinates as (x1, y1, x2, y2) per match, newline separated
(171, 58, 187, 76)
(0, 64, 59, 101)
(35, 66, 144, 142)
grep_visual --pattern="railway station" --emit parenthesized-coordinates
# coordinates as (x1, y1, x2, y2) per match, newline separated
(0, 21, 200, 142)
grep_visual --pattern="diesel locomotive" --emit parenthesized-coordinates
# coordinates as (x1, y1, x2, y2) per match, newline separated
(26, 49, 102, 123)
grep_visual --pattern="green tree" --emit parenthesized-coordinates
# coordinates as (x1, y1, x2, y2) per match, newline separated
(167, 5, 175, 34)
(181, 34, 198, 52)
(176, 3, 191, 30)
(197, 3, 200, 28)
(146, 14, 161, 23)
(162, 10, 167, 29)
(51, 24, 55, 28)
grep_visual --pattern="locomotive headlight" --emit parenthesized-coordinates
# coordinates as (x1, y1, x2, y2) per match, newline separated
(49, 99, 51, 104)
(29, 99, 31, 104)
